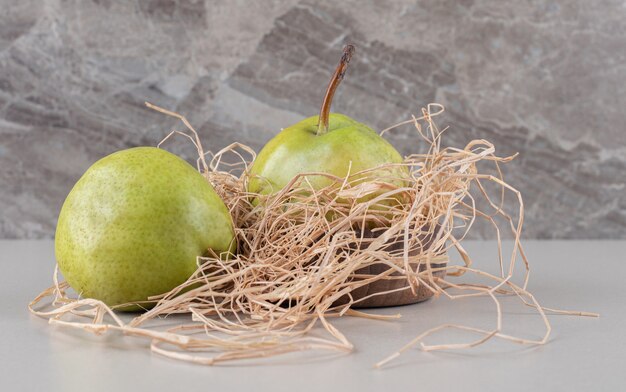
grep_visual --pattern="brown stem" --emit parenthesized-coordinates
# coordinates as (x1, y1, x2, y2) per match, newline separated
(317, 44, 355, 135)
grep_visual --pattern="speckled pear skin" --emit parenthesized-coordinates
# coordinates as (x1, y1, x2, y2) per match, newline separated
(55, 147, 235, 310)
(248, 113, 408, 198)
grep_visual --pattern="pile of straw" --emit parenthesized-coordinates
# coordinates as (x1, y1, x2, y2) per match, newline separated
(29, 103, 595, 367)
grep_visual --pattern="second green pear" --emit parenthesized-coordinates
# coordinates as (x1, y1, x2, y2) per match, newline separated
(248, 45, 408, 203)
(248, 113, 407, 196)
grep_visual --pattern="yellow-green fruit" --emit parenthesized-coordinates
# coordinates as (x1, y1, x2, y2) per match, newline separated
(248, 113, 408, 198)
(55, 147, 235, 309)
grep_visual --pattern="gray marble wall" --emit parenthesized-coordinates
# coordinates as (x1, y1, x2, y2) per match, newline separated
(1, 0, 624, 239)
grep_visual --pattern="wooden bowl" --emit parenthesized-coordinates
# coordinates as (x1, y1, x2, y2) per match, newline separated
(334, 226, 446, 308)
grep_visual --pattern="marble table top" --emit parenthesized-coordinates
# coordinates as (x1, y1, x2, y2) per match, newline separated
(1, 240, 623, 392)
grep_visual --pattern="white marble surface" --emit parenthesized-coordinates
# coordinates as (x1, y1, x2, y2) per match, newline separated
(0, 1, 625, 239)
(2, 240, 623, 391)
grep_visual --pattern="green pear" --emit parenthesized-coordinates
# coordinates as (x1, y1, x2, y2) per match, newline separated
(248, 45, 408, 207)
(248, 113, 406, 198)
(55, 147, 235, 309)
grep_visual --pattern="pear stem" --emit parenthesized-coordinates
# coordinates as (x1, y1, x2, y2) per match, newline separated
(317, 44, 355, 136)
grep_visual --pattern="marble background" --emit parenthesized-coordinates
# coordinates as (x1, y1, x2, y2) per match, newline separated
(1, 0, 624, 239)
